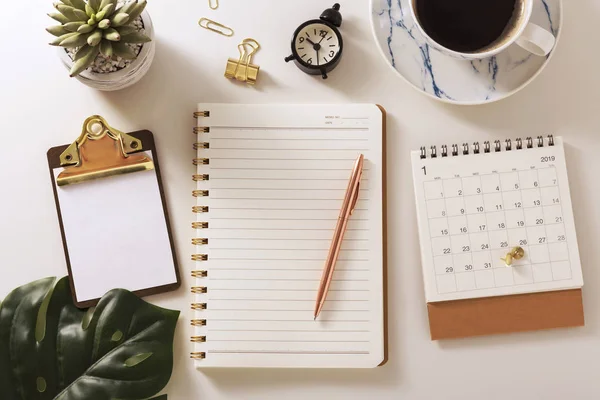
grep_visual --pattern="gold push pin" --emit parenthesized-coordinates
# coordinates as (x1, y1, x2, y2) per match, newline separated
(501, 246, 525, 267)
(225, 38, 260, 85)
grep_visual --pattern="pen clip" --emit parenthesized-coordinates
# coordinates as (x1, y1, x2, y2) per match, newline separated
(349, 182, 360, 216)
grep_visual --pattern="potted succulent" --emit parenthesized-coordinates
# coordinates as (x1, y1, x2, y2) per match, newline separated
(47, 0, 155, 91)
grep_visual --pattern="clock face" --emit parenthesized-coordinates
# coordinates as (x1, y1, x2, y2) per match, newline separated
(293, 22, 342, 68)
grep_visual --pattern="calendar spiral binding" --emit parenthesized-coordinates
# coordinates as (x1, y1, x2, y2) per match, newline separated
(419, 135, 555, 159)
(191, 110, 211, 361)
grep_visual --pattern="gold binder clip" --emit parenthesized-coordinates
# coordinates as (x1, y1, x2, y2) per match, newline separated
(225, 38, 261, 85)
(56, 116, 154, 187)
(501, 247, 525, 267)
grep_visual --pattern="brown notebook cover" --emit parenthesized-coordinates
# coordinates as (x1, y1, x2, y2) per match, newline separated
(427, 289, 584, 340)
(48, 130, 181, 308)
(378, 104, 388, 366)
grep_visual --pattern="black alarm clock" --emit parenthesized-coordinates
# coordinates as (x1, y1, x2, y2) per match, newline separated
(284, 4, 343, 79)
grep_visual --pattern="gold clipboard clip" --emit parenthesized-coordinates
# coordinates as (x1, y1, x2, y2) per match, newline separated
(56, 115, 155, 187)
(225, 38, 260, 85)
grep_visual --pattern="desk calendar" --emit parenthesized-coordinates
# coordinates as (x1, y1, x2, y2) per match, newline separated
(412, 136, 583, 303)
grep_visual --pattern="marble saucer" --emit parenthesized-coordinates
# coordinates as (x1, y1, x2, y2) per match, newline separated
(370, 0, 562, 105)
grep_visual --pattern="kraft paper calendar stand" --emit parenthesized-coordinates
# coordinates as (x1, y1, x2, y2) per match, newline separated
(427, 289, 584, 340)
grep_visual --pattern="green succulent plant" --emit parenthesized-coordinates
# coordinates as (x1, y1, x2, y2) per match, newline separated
(47, 0, 151, 77)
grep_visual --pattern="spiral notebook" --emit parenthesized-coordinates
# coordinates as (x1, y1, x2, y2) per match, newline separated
(190, 104, 387, 368)
(412, 136, 584, 339)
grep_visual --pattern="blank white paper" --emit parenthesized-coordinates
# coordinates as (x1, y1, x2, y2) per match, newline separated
(54, 163, 177, 304)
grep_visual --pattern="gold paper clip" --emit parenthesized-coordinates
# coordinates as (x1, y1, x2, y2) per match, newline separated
(209, 0, 218, 10)
(56, 116, 154, 187)
(198, 17, 234, 37)
(225, 38, 260, 85)
(501, 246, 525, 267)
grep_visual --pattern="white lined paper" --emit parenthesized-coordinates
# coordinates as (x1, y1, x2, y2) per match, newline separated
(193, 104, 384, 368)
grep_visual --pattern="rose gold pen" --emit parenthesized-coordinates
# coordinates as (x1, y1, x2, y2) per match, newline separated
(314, 154, 364, 320)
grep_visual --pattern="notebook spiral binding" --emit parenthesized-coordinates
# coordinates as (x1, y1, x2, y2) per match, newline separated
(194, 111, 210, 118)
(193, 174, 210, 181)
(191, 110, 210, 361)
(194, 142, 210, 150)
(419, 135, 554, 159)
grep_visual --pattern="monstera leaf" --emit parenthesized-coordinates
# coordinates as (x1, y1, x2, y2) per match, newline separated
(0, 277, 179, 400)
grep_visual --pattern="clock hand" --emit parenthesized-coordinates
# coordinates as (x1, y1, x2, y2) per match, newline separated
(306, 37, 316, 46)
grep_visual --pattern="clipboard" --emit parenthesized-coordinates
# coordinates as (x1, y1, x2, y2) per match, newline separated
(48, 116, 181, 308)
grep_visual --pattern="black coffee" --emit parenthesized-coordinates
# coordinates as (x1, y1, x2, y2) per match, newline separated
(415, 0, 519, 52)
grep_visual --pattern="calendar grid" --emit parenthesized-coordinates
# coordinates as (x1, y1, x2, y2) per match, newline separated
(513, 170, 529, 283)
(459, 177, 469, 284)
(423, 166, 574, 295)
(456, 177, 474, 290)
(415, 138, 583, 302)
(536, 168, 555, 280)
(498, 169, 516, 284)
(550, 166, 572, 279)
(441, 185, 561, 199)
(442, 180, 458, 290)
(424, 276, 577, 293)
(429, 217, 566, 233)
(479, 175, 496, 286)
(426, 180, 445, 295)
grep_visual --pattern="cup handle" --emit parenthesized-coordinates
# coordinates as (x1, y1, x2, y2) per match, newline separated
(516, 23, 555, 56)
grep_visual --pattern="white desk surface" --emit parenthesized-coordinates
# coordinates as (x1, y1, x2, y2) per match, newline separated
(1, 0, 600, 399)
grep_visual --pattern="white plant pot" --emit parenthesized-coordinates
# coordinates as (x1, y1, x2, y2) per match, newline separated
(57, 10, 155, 91)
